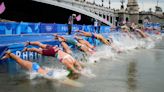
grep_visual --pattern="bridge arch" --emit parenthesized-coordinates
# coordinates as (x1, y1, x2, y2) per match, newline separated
(33, 0, 114, 26)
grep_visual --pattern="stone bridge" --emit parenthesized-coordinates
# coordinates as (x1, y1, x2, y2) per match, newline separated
(33, 0, 116, 26)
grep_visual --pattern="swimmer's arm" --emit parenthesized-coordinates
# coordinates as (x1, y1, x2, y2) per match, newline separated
(60, 36, 65, 40)
(70, 66, 80, 74)
(110, 44, 122, 53)
(65, 63, 80, 74)
(77, 30, 86, 34)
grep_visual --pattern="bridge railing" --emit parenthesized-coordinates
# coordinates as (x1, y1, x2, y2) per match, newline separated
(54, 0, 113, 13)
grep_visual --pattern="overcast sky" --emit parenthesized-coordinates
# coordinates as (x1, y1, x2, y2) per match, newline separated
(93, 0, 164, 12)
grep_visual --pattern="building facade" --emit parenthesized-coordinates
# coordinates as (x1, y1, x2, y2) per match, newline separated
(116, 0, 164, 25)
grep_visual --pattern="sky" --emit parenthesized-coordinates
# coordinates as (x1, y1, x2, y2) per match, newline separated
(92, 0, 164, 12)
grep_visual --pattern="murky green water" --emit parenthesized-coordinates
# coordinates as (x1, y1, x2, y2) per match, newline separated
(0, 38, 164, 92)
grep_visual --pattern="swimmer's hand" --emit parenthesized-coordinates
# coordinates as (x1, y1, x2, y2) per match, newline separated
(73, 70, 81, 74)
(75, 30, 80, 32)
(52, 33, 58, 37)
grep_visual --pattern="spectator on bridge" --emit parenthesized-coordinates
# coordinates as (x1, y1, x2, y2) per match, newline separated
(68, 14, 76, 35)
(97, 21, 101, 33)
(94, 19, 101, 33)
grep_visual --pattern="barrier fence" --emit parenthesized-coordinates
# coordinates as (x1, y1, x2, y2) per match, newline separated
(0, 22, 111, 35)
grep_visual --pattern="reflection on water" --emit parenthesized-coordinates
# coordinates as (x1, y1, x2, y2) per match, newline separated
(127, 61, 137, 92)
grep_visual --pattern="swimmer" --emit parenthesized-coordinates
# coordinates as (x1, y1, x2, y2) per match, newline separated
(121, 25, 133, 38)
(135, 29, 149, 38)
(108, 35, 122, 53)
(76, 30, 121, 52)
(74, 35, 96, 50)
(22, 41, 82, 74)
(1, 51, 84, 87)
(1, 50, 49, 75)
(54, 35, 73, 55)
(53, 34, 94, 55)
(129, 23, 148, 38)
(76, 30, 111, 45)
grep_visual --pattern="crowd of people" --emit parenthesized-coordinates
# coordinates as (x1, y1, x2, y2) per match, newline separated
(0, 22, 162, 81)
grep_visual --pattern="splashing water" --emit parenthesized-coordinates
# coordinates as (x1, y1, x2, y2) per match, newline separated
(87, 33, 162, 64)
(25, 33, 163, 82)
(80, 68, 96, 78)
(27, 67, 69, 80)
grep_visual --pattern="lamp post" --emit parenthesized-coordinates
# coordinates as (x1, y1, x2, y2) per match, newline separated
(93, 0, 95, 5)
(109, 0, 111, 8)
(102, 0, 104, 6)
(120, 0, 125, 9)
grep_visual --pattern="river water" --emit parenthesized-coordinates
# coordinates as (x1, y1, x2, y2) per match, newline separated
(0, 36, 164, 92)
